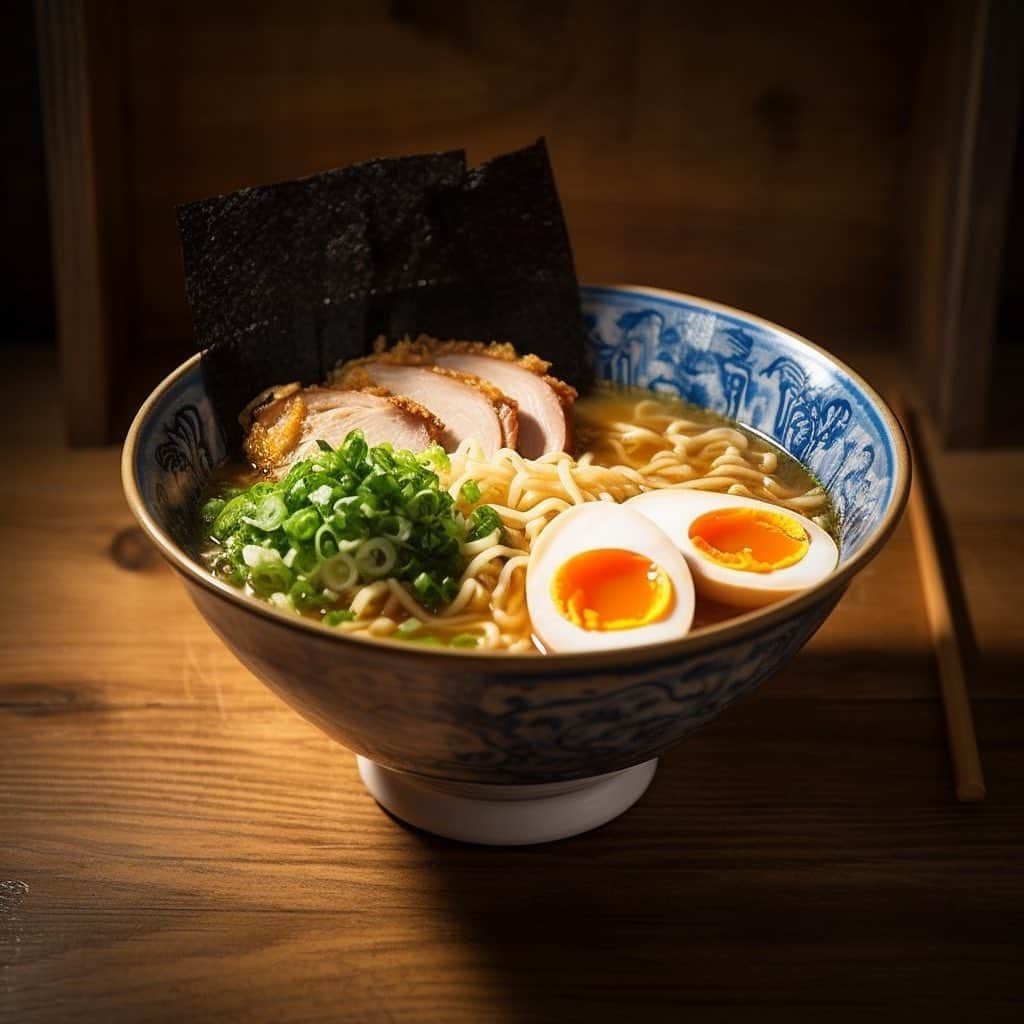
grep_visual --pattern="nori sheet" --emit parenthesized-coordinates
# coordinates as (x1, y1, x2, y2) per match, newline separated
(177, 139, 588, 448)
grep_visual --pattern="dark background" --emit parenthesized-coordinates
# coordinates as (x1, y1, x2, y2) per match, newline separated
(2, 2, 53, 344)
(7, 0, 1023, 434)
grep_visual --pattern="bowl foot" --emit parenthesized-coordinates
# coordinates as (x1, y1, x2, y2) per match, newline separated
(356, 756, 657, 845)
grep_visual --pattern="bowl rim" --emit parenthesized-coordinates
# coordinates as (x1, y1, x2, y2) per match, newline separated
(122, 283, 910, 674)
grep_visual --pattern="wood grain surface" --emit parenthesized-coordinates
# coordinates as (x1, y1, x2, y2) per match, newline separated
(3, 345, 1023, 1022)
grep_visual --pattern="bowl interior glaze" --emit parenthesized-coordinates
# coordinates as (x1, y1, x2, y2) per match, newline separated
(582, 286, 899, 558)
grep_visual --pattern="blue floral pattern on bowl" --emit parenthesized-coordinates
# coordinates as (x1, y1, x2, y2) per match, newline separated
(134, 376, 225, 553)
(581, 286, 895, 554)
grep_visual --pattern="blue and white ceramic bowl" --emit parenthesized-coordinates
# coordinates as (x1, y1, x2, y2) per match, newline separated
(123, 285, 909, 825)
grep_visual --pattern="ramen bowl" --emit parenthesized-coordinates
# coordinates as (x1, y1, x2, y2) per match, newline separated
(123, 285, 909, 844)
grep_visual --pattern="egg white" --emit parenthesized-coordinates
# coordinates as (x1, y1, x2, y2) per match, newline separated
(625, 490, 839, 609)
(526, 502, 696, 653)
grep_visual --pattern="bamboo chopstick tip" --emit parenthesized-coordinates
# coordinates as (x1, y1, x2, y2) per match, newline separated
(957, 780, 987, 802)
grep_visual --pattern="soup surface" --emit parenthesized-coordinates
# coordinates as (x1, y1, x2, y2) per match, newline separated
(198, 385, 837, 652)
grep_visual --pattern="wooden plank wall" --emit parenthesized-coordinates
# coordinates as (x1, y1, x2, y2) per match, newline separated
(96, 0, 927, 435)
(904, 0, 1024, 447)
(35, 0, 115, 443)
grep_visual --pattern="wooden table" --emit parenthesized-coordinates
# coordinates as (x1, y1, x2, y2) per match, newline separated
(3, 345, 1022, 1022)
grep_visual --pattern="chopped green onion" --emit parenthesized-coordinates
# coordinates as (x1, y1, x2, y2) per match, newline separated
(283, 507, 320, 542)
(413, 571, 437, 601)
(212, 494, 255, 540)
(466, 505, 504, 543)
(379, 514, 412, 543)
(409, 489, 441, 519)
(439, 576, 459, 603)
(324, 609, 356, 626)
(288, 577, 323, 611)
(308, 484, 334, 507)
(341, 432, 368, 465)
(289, 546, 320, 576)
(242, 544, 282, 569)
(241, 492, 288, 532)
(418, 445, 450, 472)
(332, 495, 359, 514)
(320, 552, 358, 591)
(355, 537, 397, 579)
(200, 497, 226, 529)
(201, 429, 498, 623)
(314, 522, 340, 560)
(211, 555, 244, 585)
(250, 564, 293, 595)
(268, 592, 295, 612)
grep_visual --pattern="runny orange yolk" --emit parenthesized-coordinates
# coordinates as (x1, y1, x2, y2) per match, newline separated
(550, 548, 675, 632)
(688, 507, 809, 573)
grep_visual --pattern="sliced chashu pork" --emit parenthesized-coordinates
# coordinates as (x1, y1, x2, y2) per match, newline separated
(331, 358, 518, 456)
(428, 340, 576, 458)
(241, 383, 444, 477)
(347, 337, 575, 458)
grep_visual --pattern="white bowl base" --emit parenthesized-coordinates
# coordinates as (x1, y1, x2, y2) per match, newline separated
(356, 756, 658, 845)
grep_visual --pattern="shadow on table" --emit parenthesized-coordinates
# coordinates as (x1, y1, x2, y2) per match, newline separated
(384, 651, 1015, 1021)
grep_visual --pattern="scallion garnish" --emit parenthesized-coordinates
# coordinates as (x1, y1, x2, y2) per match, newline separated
(324, 609, 356, 626)
(200, 497, 226, 528)
(466, 505, 505, 544)
(241, 492, 288, 532)
(201, 430, 502, 624)
(354, 537, 397, 579)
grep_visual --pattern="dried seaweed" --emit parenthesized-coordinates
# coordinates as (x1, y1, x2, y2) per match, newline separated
(177, 139, 588, 447)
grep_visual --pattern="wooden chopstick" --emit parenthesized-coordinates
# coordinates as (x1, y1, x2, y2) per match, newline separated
(896, 396, 986, 802)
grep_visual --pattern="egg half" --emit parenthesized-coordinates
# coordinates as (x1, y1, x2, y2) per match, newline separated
(624, 490, 839, 609)
(526, 502, 696, 653)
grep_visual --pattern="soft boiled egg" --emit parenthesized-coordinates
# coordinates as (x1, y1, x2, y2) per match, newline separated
(526, 502, 696, 653)
(624, 490, 839, 610)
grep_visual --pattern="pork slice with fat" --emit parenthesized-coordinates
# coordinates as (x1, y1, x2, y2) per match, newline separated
(433, 350, 573, 458)
(333, 361, 517, 456)
(241, 384, 443, 476)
